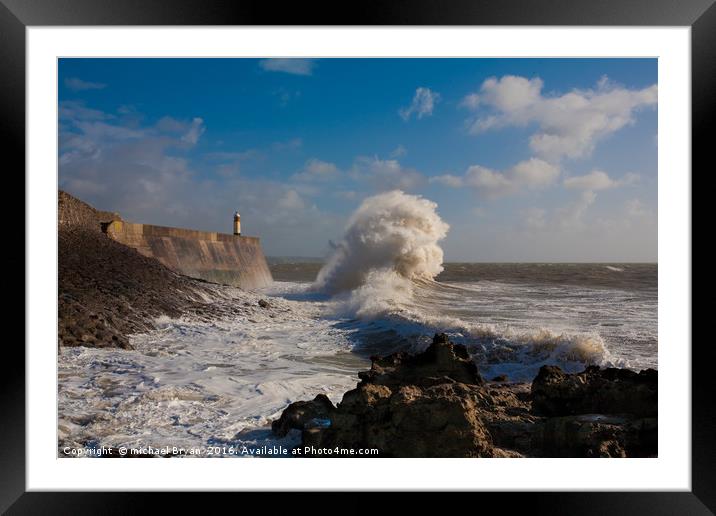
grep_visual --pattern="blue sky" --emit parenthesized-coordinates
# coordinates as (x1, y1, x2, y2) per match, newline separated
(58, 58, 657, 261)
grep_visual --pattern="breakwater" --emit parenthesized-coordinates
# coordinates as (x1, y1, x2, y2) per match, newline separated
(103, 220, 273, 289)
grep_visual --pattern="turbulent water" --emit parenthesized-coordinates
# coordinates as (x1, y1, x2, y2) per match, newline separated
(58, 191, 657, 456)
(275, 263, 657, 375)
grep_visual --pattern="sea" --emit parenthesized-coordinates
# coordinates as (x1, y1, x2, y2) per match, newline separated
(58, 192, 657, 456)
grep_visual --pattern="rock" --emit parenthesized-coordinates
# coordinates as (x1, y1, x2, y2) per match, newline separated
(531, 365, 657, 418)
(491, 374, 509, 382)
(271, 334, 658, 458)
(258, 299, 270, 308)
(357, 333, 484, 389)
(532, 414, 656, 457)
(271, 394, 336, 437)
(310, 382, 496, 457)
(473, 383, 539, 454)
(274, 334, 495, 457)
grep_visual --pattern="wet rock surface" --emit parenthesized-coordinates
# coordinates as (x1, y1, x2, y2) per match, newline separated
(315, 381, 497, 457)
(271, 394, 336, 437)
(273, 333, 658, 458)
(358, 333, 484, 388)
(532, 414, 657, 458)
(531, 364, 657, 418)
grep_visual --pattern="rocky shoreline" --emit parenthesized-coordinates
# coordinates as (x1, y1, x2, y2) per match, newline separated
(58, 191, 230, 350)
(272, 333, 657, 458)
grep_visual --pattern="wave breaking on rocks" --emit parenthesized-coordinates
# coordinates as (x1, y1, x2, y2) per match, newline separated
(272, 333, 657, 458)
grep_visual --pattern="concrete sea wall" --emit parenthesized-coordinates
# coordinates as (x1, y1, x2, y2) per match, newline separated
(104, 221, 273, 289)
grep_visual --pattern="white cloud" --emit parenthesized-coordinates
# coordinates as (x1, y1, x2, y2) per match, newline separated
(335, 190, 358, 200)
(437, 158, 559, 198)
(429, 174, 464, 188)
(74, 121, 144, 142)
(205, 150, 259, 162)
(563, 170, 615, 191)
(351, 156, 424, 192)
(625, 198, 651, 218)
(564, 170, 640, 191)
(557, 191, 597, 230)
(523, 207, 547, 229)
(464, 166, 515, 197)
(277, 190, 306, 210)
(390, 145, 407, 158)
(460, 93, 481, 110)
(59, 103, 206, 212)
(59, 104, 147, 164)
(519, 190, 654, 242)
(463, 75, 657, 161)
(259, 59, 316, 76)
(399, 87, 440, 121)
(293, 159, 341, 182)
(155, 116, 206, 146)
(216, 162, 241, 178)
(272, 138, 303, 151)
(519, 190, 597, 233)
(59, 101, 112, 121)
(273, 88, 302, 106)
(473, 76, 543, 113)
(509, 158, 561, 188)
(181, 117, 206, 145)
(65, 77, 107, 91)
(472, 206, 487, 218)
(156, 116, 187, 133)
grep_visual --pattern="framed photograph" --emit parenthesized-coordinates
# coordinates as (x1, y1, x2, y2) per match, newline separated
(6, 0, 710, 510)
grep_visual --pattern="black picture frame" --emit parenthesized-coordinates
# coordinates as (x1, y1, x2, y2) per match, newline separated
(3, 0, 711, 512)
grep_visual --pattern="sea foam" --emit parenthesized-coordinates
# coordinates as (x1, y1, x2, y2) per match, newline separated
(315, 190, 449, 294)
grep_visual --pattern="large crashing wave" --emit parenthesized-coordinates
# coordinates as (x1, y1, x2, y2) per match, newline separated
(314, 190, 449, 295)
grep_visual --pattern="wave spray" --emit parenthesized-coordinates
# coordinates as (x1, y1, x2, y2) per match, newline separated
(314, 190, 449, 295)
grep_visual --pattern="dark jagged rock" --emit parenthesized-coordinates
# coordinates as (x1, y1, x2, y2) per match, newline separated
(271, 394, 336, 437)
(275, 334, 495, 457)
(312, 382, 496, 457)
(532, 414, 657, 458)
(529, 366, 658, 457)
(272, 334, 659, 458)
(357, 333, 483, 389)
(531, 365, 657, 418)
(258, 299, 271, 308)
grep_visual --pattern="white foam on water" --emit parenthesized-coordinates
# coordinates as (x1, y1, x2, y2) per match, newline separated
(58, 286, 369, 456)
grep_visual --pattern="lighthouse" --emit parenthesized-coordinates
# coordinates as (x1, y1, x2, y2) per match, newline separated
(233, 211, 241, 236)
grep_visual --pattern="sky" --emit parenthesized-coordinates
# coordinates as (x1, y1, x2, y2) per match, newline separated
(58, 58, 657, 262)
